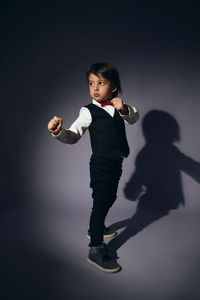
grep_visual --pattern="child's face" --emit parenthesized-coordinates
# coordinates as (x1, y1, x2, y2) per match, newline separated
(88, 73, 117, 102)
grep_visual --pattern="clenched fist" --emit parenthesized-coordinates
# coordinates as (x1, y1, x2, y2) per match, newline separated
(110, 97, 129, 115)
(47, 116, 63, 135)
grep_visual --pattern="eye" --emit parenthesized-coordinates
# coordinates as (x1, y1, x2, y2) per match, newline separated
(89, 82, 94, 86)
(99, 81, 105, 86)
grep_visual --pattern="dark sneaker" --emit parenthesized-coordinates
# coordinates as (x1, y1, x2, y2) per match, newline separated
(87, 227, 117, 239)
(87, 243, 121, 273)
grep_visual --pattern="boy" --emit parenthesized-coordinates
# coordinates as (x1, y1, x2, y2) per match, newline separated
(48, 62, 139, 273)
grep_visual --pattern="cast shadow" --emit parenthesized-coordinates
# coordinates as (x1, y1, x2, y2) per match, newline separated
(108, 109, 200, 257)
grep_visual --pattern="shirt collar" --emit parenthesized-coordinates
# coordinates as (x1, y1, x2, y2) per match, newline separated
(92, 99, 101, 107)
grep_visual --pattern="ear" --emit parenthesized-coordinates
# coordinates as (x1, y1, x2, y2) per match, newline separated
(112, 87, 117, 93)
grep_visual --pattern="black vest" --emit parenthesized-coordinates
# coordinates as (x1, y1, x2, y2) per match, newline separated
(85, 103, 130, 160)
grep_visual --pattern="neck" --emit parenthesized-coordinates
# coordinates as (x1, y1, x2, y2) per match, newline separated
(100, 98, 113, 103)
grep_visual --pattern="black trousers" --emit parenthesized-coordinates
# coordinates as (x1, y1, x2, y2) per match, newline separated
(89, 155, 123, 247)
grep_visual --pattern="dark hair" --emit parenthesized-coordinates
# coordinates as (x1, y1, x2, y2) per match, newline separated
(85, 62, 122, 97)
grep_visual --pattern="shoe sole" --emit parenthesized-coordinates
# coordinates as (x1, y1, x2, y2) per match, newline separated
(87, 232, 117, 240)
(87, 257, 120, 273)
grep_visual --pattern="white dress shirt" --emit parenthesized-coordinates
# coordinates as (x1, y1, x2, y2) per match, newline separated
(52, 99, 139, 144)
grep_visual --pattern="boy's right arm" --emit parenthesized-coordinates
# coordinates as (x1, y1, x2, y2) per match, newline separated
(47, 107, 92, 144)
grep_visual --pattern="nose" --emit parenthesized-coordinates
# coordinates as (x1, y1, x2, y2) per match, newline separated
(94, 84, 99, 91)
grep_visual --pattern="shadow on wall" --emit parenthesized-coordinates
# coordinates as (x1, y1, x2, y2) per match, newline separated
(108, 110, 200, 255)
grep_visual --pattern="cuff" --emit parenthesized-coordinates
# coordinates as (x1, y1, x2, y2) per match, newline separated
(52, 129, 63, 138)
(119, 104, 134, 116)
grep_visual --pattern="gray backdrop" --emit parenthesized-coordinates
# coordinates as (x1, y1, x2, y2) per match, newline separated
(2, 1, 200, 299)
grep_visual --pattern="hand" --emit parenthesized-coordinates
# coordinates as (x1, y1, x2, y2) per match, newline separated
(47, 116, 63, 135)
(111, 97, 129, 115)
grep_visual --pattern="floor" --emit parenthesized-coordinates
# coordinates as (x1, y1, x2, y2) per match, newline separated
(1, 196, 200, 300)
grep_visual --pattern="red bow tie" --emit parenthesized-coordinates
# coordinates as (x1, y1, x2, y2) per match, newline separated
(100, 101, 113, 107)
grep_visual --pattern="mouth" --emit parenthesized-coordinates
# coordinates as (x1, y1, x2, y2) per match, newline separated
(94, 93, 100, 97)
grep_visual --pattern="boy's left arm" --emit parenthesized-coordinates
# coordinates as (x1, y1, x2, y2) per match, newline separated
(111, 97, 139, 124)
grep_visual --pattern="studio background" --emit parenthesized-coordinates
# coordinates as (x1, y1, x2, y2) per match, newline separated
(1, 1, 200, 300)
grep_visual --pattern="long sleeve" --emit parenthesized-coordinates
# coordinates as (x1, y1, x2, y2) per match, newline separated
(52, 107, 92, 144)
(119, 104, 139, 124)
(51, 101, 139, 143)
